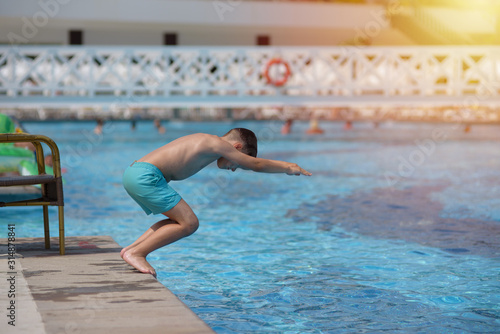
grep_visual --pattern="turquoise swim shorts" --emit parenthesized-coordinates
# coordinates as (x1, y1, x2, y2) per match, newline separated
(122, 161, 182, 215)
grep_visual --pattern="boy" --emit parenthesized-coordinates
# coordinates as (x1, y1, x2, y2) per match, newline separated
(121, 128, 311, 277)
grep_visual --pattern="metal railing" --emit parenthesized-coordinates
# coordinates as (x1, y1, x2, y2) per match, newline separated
(0, 46, 499, 108)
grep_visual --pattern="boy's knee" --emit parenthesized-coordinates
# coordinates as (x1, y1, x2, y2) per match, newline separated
(183, 217, 199, 236)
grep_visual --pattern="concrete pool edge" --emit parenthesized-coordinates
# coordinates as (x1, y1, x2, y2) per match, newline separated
(0, 235, 215, 334)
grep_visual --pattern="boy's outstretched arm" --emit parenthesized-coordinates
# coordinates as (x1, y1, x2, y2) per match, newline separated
(214, 139, 312, 176)
(250, 157, 312, 176)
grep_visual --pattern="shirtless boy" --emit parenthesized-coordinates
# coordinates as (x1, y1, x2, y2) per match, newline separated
(121, 128, 311, 277)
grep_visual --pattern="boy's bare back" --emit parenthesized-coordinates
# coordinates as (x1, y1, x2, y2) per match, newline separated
(137, 133, 223, 182)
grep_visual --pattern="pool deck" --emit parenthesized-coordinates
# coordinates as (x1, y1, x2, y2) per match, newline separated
(0, 235, 215, 334)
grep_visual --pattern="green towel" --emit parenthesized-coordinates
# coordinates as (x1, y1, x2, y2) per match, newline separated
(0, 113, 16, 134)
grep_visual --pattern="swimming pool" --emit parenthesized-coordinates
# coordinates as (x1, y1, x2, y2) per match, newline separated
(2, 120, 499, 333)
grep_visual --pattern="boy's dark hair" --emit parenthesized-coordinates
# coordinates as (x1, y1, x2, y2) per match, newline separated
(223, 128, 258, 157)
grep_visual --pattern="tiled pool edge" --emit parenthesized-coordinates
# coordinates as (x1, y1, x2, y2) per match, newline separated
(0, 236, 214, 334)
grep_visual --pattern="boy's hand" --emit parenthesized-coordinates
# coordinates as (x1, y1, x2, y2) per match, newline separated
(287, 163, 312, 176)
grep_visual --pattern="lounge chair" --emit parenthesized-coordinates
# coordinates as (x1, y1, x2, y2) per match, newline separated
(0, 133, 65, 255)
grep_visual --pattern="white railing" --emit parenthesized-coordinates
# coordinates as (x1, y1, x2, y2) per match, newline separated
(0, 46, 499, 107)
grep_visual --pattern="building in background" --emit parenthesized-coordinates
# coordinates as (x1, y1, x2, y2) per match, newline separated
(1, 0, 499, 47)
(0, 1, 499, 122)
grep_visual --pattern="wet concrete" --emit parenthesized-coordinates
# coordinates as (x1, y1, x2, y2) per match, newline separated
(0, 236, 214, 334)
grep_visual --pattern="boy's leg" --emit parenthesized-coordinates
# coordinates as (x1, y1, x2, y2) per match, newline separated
(122, 199, 199, 277)
(120, 218, 175, 257)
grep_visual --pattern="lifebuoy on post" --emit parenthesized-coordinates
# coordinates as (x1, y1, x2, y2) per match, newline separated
(264, 58, 291, 87)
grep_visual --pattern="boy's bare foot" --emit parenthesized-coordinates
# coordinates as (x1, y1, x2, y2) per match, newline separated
(122, 249, 157, 278)
(120, 247, 129, 259)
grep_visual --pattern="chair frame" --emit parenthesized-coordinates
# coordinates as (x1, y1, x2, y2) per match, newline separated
(0, 133, 65, 255)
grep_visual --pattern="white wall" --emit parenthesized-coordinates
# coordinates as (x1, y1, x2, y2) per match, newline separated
(0, 0, 394, 46)
(0, 0, 388, 29)
(85, 29, 163, 46)
(0, 20, 406, 47)
(0, 0, 451, 47)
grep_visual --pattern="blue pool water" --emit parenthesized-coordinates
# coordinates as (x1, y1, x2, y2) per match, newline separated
(2, 120, 500, 333)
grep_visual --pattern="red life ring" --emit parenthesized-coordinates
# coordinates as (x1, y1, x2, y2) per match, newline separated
(264, 58, 291, 87)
